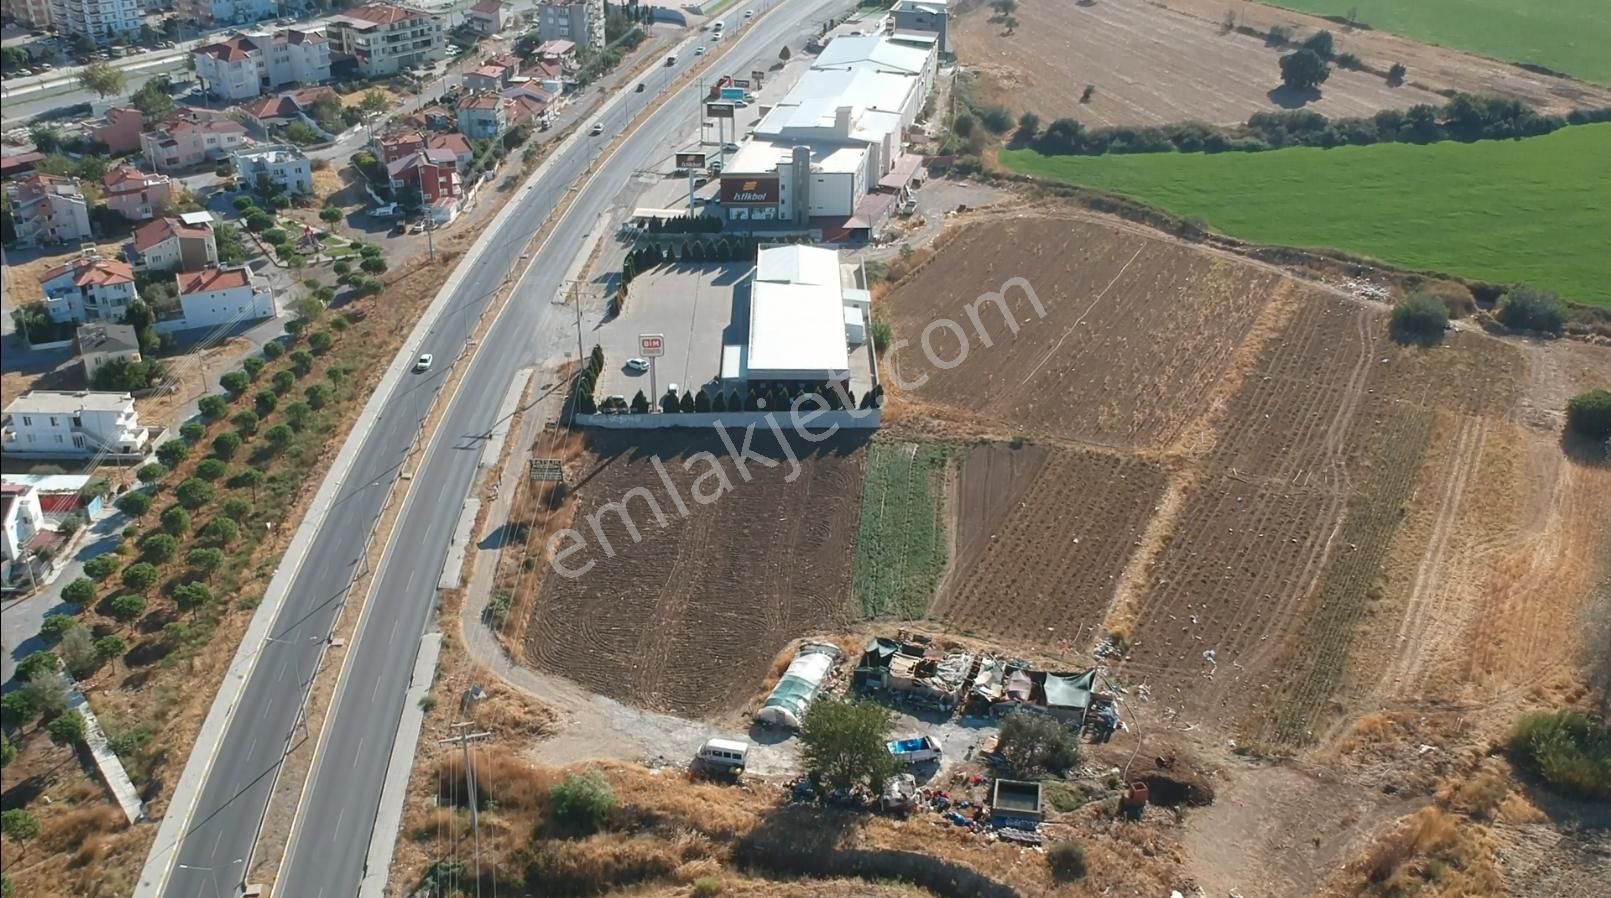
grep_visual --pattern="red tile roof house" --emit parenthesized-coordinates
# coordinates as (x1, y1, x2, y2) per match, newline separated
(39, 252, 139, 324)
(171, 266, 275, 332)
(92, 106, 146, 155)
(0, 151, 45, 181)
(239, 86, 338, 135)
(130, 217, 218, 273)
(455, 92, 508, 140)
(467, 0, 508, 34)
(101, 165, 174, 222)
(140, 109, 249, 173)
(380, 131, 473, 169)
(387, 146, 463, 224)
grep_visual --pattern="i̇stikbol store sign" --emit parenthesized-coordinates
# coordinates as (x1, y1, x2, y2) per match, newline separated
(720, 176, 780, 206)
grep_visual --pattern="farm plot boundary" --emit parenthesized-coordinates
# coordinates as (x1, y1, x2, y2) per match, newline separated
(853, 441, 952, 620)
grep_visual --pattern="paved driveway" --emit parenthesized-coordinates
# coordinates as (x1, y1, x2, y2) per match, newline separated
(1, 506, 124, 689)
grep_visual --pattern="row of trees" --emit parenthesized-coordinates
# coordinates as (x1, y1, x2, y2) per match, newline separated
(1019, 94, 1610, 157)
(591, 382, 882, 416)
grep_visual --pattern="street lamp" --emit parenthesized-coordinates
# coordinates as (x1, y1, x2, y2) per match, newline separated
(175, 858, 243, 898)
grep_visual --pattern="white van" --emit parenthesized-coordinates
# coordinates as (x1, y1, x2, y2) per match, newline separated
(697, 738, 749, 774)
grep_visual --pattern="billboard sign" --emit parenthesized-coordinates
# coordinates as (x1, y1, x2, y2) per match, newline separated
(674, 151, 707, 169)
(720, 176, 780, 206)
(731, 78, 751, 89)
(638, 334, 665, 357)
(720, 86, 745, 101)
(705, 101, 735, 119)
(751, 70, 765, 84)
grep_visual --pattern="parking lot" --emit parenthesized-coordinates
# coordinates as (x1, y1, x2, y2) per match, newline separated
(593, 261, 755, 405)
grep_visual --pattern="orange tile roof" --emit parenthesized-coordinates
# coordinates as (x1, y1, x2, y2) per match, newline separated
(197, 34, 260, 62)
(102, 165, 160, 193)
(177, 266, 250, 295)
(457, 93, 502, 111)
(340, 3, 426, 25)
(427, 133, 473, 156)
(40, 256, 135, 288)
(133, 217, 211, 253)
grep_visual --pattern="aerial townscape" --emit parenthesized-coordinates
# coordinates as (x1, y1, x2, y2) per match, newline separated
(2, 0, 1609, 896)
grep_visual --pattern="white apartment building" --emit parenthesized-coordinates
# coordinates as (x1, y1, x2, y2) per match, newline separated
(172, 266, 275, 331)
(176, 0, 274, 28)
(39, 252, 139, 324)
(325, 4, 445, 78)
(4, 174, 92, 246)
(233, 145, 313, 195)
(2, 391, 149, 458)
(48, 0, 141, 45)
(193, 29, 332, 101)
(1, 482, 48, 571)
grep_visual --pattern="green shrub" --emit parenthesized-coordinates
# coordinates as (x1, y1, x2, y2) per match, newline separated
(221, 497, 252, 521)
(1390, 293, 1449, 343)
(691, 877, 722, 897)
(137, 462, 168, 484)
(1, 809, 40, 843)
(115, 491, 152, 517)
(108, 594, 148, 622)
(198, 394, 228, 420)
(174, 478, 214, 510)
(161, 505, 191, 535)
(1565, 390, 1611, 442)
(40, 614, 78, 642)
(997, 712, 1081, 775)
(156, 439, 189, 467)
(1047, 839, 1088, 881)
(262, 340, 285, 360)
(187, 548, 225, 573)
(1498, 285, 1565, 334)
(61, 576, 97, 604)
(82, 556, 119, 582)
(196, 458, 228, 481)
(232, 409, 260, 436)
(1507, 711, 1611, 800)
(548, 769, 616, 835)
(121, 562, 158, 590)
(180, 421, 206, 442)
(214, 431, 242, 459)
(141, 533, 178, 563)
(47, 709, 86, 746)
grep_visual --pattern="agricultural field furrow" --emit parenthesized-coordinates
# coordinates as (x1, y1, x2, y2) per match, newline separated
(525, 431, 869, 716)
(933, 445, 1167, 651)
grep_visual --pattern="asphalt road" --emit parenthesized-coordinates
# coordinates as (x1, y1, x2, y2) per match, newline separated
(162, 3, 852, 896)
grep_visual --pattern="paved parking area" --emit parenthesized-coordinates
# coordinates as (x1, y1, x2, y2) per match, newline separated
(593, 261, 754, 404)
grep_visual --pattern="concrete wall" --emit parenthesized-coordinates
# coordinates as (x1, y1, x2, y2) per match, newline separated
(577, 408, 881, 430)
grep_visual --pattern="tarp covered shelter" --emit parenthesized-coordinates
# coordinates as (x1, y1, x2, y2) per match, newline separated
(756, 642, 841, 729)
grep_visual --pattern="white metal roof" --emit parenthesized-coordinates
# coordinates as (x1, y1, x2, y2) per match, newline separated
(5, 390, 134, 415)
(747, 282, 850, 378)
(813, 35, 931, 75)
(757, 245, 841, 286)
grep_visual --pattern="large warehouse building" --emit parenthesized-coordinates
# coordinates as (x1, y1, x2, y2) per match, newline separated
(718, 35, 936, 236)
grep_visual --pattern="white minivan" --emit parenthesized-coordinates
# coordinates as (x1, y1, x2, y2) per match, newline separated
(696, 737, 749, 774)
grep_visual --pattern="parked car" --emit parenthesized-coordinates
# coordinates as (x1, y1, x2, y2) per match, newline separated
(721, 142, 739, 151)
(695, 45, 706, 56)
(414, 354, 434, 372)
(624, 357, 650, 373)
(744, 8, 755, 17)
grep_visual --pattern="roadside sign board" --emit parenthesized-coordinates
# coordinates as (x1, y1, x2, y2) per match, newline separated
(638, 334, 665, 357)
(675, 150, 707, 169)
(751, 70, 765, 85)
(705, 101, 736, 119)
(720, 86, 745, 101)
(720, 176, 780, 206)
(731, 78, 751, 89)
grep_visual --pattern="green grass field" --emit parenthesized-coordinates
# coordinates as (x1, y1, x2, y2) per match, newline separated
(999, 124, 1611, 306)
(1262, 0, 1611, 85)
(853, 441, 950, 619)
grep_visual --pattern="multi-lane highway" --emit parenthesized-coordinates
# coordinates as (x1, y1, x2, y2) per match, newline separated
(151, 3, 852, 896)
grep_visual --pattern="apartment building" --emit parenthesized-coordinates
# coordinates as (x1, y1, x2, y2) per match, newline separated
(174, 266, 275, 330)
(456, 93, 507, 140)
(4, 175, 92, 246)
(176, 0, 273, 29)
(325, 4, 445, 78)
(77, 322, 143, 382)
(2, 391, 149, 458)
(535, 0, 602, 51)
(232, 145, 313, 195)
(39, 251, 139, 324)
(130, 216, 218, 272)
(3, 0, 54, 31)
(1, 482, 48, 576)
(193, 28, 331, 101)
(48, 0, 141, 45)
(100, 165, 173, 222)
(141, 109, 248, 171)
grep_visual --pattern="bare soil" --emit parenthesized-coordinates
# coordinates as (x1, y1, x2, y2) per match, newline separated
(522, 429, 874, 717)
(952, 0, 1611, 126)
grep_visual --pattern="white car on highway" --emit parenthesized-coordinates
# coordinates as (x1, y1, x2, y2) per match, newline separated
(414, 354, 434, 372)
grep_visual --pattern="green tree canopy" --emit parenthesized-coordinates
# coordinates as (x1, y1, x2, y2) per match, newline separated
(798, 697, 897, 792)
(1566, 390, 1611, 442)
(78, 62, 126, 98)
(1279, 48, 1331, 91)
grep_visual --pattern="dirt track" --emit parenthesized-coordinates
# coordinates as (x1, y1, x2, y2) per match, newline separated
(953, 0, 1611, 126)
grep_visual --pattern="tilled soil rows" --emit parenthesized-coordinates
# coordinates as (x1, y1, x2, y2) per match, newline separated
(524, 429, 872, 717)
(884, 216, 1280, 450)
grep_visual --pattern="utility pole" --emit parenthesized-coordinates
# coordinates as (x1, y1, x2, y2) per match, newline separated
(570, 278, 584, 363)
(439, 724, 493, 898)
(426, 214, 435, 263)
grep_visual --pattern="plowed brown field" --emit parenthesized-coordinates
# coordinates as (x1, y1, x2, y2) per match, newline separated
(523, 430, 871, 717)
(953, 0, 1611, 126)
(884, 216, 1281, 450)
(932, 443, 1168, 651)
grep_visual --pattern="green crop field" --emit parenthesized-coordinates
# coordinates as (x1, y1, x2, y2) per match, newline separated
(853, 441, 950, 620)
(1261, 0, 1611, 85)
(999, 124, 1611, 306)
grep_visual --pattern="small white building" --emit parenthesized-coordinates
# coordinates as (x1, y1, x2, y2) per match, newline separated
(172, 266, 276, 331)
(2, 391, 148, 458)
(1, 482, 47, 570)
(39, 252, 140, 324)
(233, 145, 314, 195)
